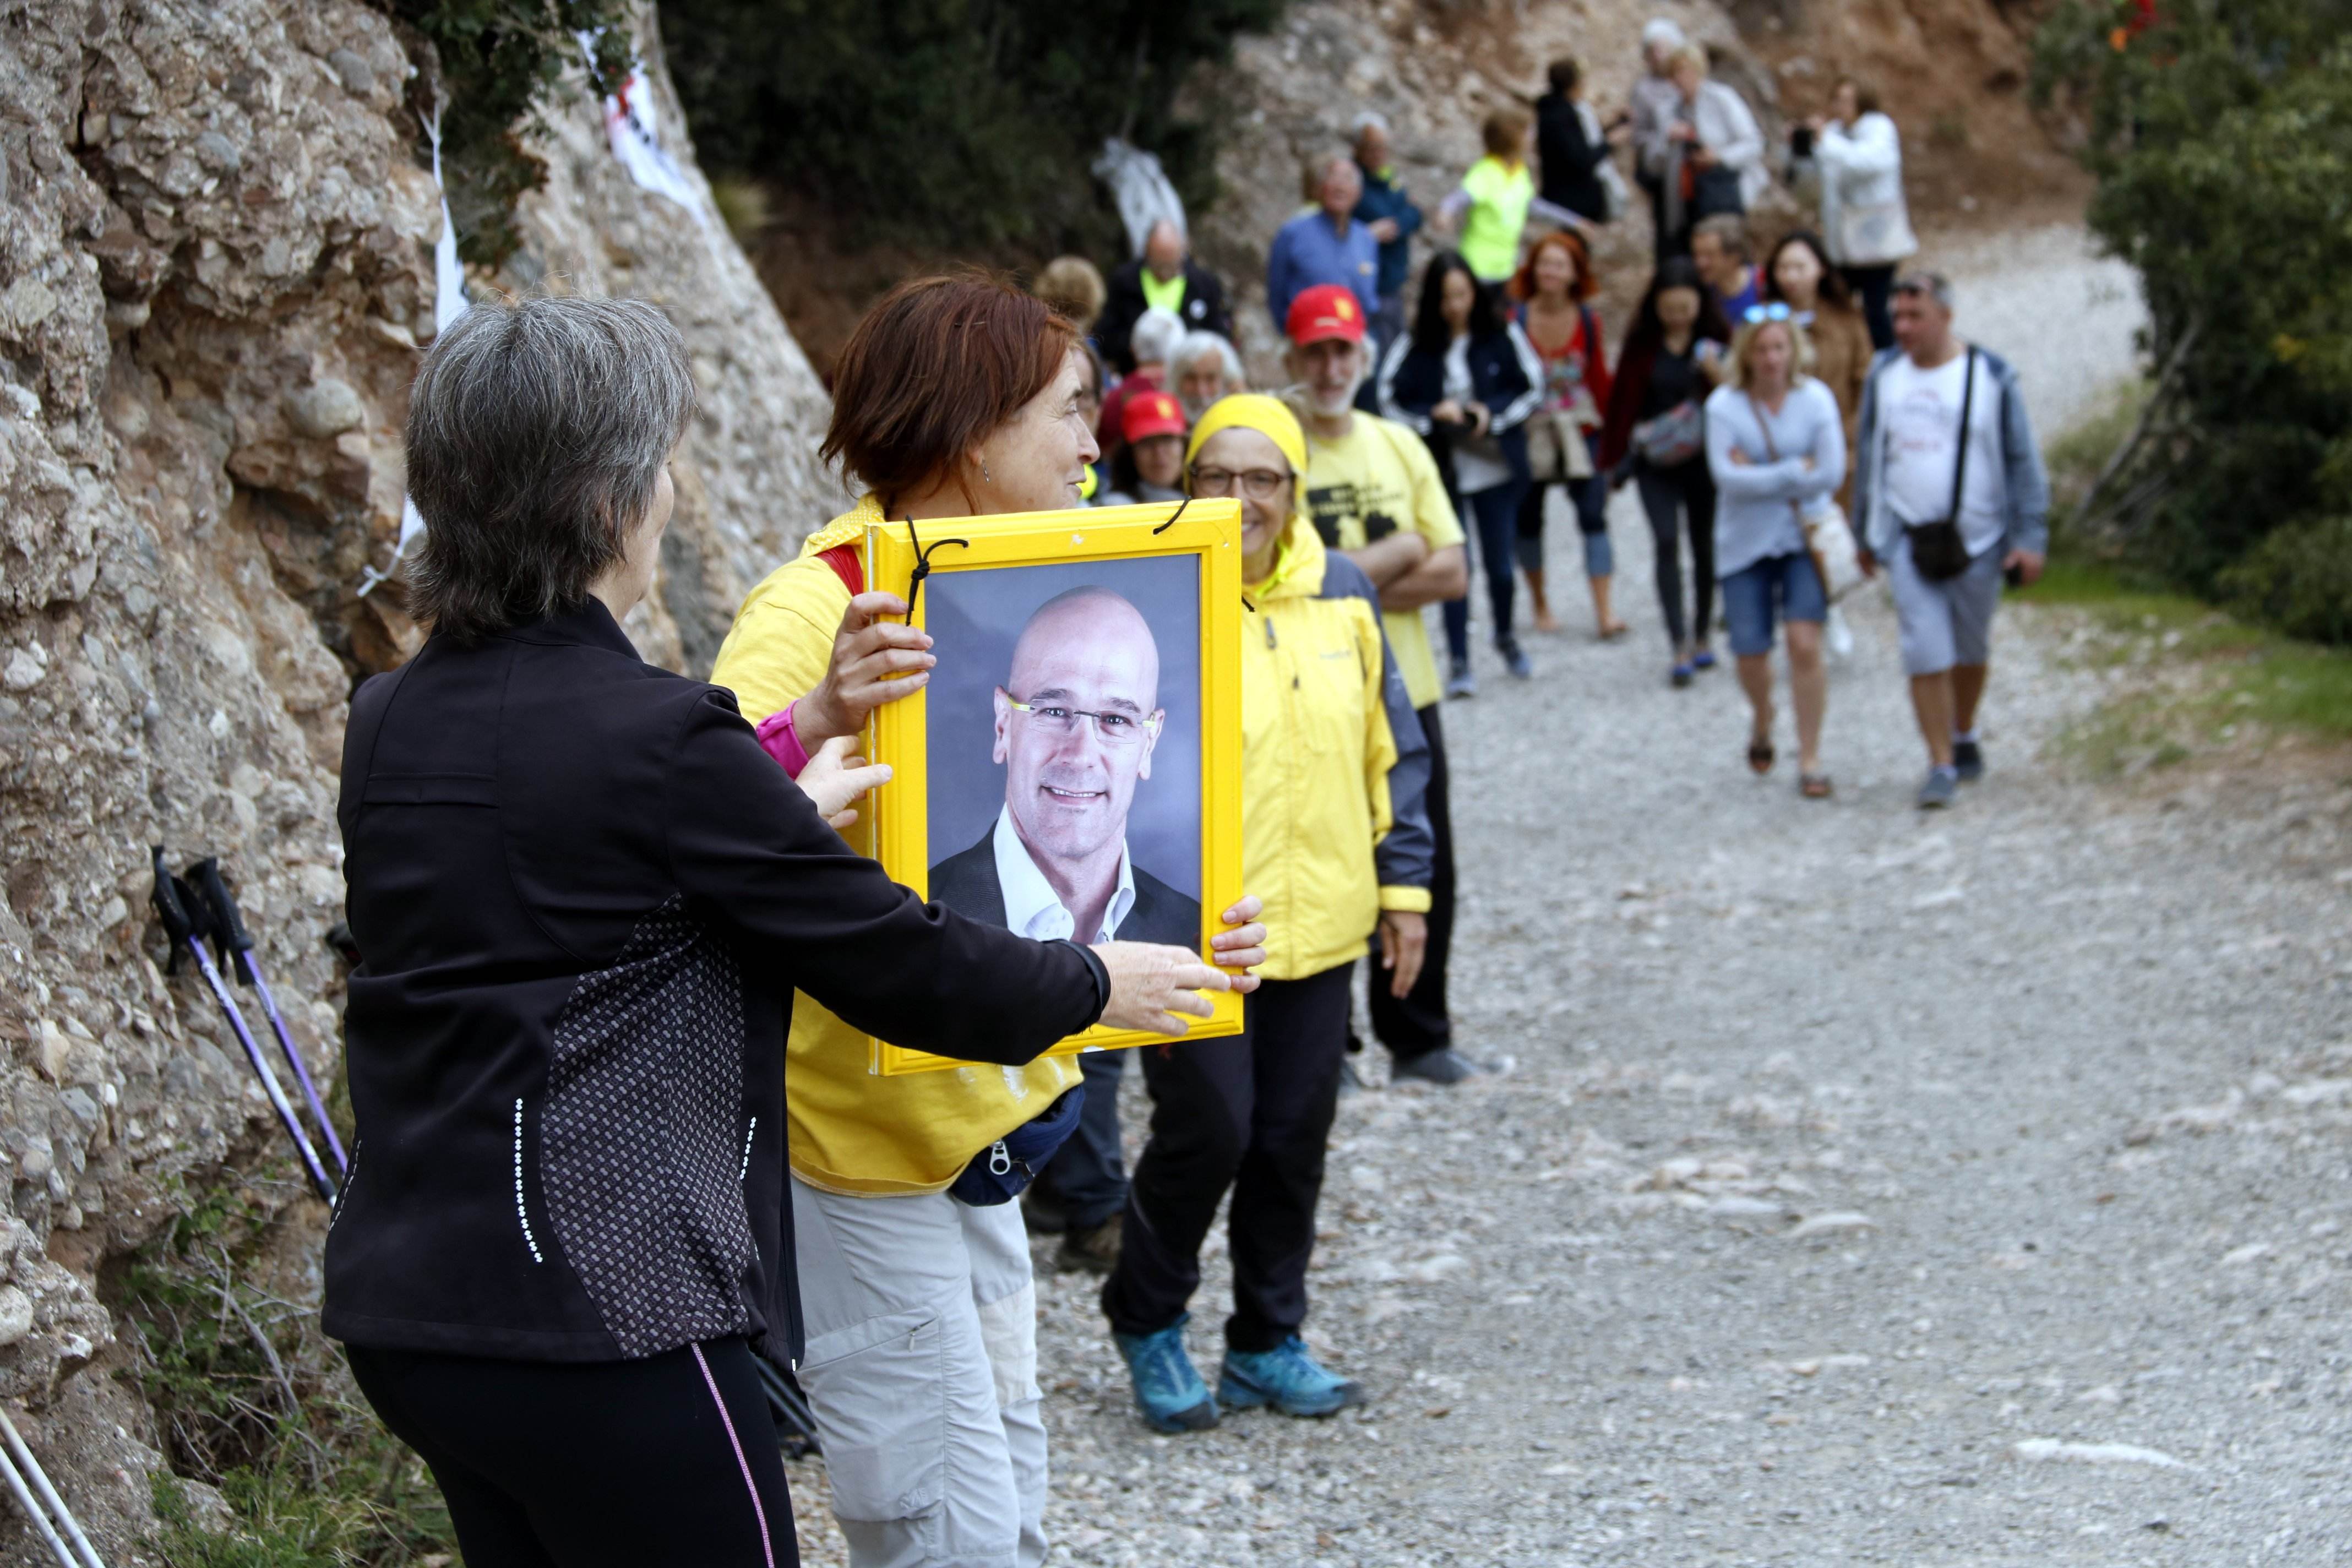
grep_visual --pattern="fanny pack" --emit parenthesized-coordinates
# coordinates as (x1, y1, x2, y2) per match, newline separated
(948, 1087, 1085, 1207)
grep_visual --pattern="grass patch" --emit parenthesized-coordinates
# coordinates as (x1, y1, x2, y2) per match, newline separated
(122, 1180, 456, 1567)
(2015, 555, 2352, 773)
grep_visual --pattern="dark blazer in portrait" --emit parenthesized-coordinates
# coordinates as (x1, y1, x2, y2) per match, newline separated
(928, 832, 1202, 949)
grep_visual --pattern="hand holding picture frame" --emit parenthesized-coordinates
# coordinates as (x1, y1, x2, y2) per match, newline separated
(860, 498, 1247, 1074)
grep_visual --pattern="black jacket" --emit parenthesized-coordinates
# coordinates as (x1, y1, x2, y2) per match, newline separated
(928, 831, 1202, 948)
(1097, 258, 1233, 373)
(1378, 324, 1546, 492)
(326, 602, 1106, 1365)
(1537, 92, 1611, 224)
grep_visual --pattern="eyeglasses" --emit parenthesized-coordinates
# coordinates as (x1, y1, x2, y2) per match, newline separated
(1001, 692, 1163, 749)
(1189, 465, 1292, 502)
(1742, 302, 1793, 325)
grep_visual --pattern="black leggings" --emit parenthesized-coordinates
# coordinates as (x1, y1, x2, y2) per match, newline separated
(1635, 459, 1717, 650)
(1103, 966, 1354, 1352)
(347, 1338, 797, 1567)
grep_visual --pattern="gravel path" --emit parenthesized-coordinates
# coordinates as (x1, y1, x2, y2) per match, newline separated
(786, 231, 2352, 1566)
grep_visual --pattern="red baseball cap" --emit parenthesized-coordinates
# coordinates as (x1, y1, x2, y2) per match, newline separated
(1286, 284, 1366, 346)
(1121, 389, 1188, 444)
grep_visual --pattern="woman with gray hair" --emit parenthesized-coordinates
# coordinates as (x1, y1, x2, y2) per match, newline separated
(1170, 328, 1246, 420)
(330, 293, 1231, 1567)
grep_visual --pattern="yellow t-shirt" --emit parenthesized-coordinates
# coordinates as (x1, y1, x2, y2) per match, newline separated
(1460, 156, 1534, 283)
(1302, 414, 1465, 711)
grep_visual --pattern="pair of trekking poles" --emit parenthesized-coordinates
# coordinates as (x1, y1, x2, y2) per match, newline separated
(149, 852, 823, 1453)
(149, 849, 344, 1202)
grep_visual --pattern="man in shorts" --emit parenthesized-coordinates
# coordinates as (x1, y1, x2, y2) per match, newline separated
(1853, 273, 2050, 809)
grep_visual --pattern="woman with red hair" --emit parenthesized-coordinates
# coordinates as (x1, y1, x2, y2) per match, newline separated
(1510, 230, 1623, 637)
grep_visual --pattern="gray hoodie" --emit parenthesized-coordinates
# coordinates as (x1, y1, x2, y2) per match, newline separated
(1852, 344, 2049, 559)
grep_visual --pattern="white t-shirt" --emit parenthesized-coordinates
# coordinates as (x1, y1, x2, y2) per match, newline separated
(991, 805, 1134, 944)
(1880, 348, 2006, 556)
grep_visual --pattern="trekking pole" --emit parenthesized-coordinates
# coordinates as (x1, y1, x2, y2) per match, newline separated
(150, 850, 337, 1204)
(0, 1406, 102, 1568)
(187, 858, 349, 1178)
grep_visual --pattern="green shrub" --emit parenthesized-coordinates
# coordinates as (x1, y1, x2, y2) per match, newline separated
(2219, 514, 2352, 644)
(2033, 0, 2352, 640)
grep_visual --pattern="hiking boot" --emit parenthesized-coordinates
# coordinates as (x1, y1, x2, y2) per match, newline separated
(1446, 657, 1477, 699)
(1390, 1047, 1485, 1086)
(1055, 1215, 1121, 1276)
(1219, 1337, 1363, 1418)
(1917, 766, 1959, 810)
(1498, 637, 1533, 679)
(1953, 738, 1985, 782)
(1020, 1185, 1066, 1236)
(1113, 1317, 1218, 1434)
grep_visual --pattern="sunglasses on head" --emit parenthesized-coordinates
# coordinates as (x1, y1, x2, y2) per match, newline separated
(1742, 302, 1793, 325)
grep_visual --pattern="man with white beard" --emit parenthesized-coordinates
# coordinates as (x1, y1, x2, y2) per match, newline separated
(1283, 285, 1483, 1087)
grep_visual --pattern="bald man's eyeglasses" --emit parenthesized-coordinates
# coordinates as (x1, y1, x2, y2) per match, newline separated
(1001, 692, 1163, 749)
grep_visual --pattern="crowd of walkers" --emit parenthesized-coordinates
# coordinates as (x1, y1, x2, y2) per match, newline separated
(322, 17, 2051, 1568)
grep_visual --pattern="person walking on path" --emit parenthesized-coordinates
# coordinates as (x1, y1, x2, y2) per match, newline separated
(1808, 78, 1916, 351)
(1438, 107, 1589, 286)
(1706, 308, 1847, 797)
(1097, 219, 1234, 374)
(1268, 157, 1381, 331)
(1380, 252, 1547, 692)
(1537, 58, 1629, 228)
(1663, 43, 1767, 252)
(1283, 284, 1480, 1088)
(1509, 230, 1624, 639)
(334, 294, 1243, 1568)
(1600, 258, 1732, 687)
(1629, 19, 1690, 259)
(1762, 230, 1873, 504)
(710, 276, 1270, 1567)
(1852, 273, 2048, 810)
(1352, 112, 1425, 366)
(1691, 214, 1762, 323)
(1102, 393, 1434, 1435)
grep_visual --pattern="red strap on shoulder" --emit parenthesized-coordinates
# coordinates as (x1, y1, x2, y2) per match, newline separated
(816, 543, 864, 596)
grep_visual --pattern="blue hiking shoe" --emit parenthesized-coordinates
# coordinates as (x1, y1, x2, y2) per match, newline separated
(1113, 1317, 1217, 1434)
(1218, 1337, 1363, 1418)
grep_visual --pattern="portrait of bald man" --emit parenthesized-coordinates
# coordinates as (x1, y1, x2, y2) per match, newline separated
(928, 586, 1202, 948)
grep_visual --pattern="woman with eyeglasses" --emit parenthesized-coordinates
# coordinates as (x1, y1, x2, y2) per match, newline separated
(1703, 308, 1847, 797)
(1101, 393, 1435, 1436)
(709, 275, 1269, 1568)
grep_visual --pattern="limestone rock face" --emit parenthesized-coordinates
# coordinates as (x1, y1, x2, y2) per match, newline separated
(0, 2, 833, 1555)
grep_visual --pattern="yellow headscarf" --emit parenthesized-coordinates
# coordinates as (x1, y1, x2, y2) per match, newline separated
(1184, 393, 1309, 518)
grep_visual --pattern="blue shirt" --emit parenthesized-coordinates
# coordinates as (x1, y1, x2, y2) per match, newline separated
(1267, 210, 1381, 331)
(1716, 269, 1761, 325)
(1703, 378, 1847, 579)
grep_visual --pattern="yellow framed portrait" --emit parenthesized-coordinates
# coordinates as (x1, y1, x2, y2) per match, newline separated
(861, 498, 1246, 1074)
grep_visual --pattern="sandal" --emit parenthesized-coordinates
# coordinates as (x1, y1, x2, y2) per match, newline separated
(1747, 738, 1776, 775)
(1597, 620, 1630, 641)
(1799, 772, 1834, 799)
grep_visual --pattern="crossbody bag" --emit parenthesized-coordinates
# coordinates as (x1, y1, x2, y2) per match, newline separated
(1748, 390, 1862, 600)
(1900, 346, 1978, 582)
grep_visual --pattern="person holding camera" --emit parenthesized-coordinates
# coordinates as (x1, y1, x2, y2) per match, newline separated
(1379, 251, 1547, 692)
(1852, 274, 2049, 810)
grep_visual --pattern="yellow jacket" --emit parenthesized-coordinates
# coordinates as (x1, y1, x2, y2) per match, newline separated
(1242, 514, 1435, 980)
(709, 495, 1081, 1196)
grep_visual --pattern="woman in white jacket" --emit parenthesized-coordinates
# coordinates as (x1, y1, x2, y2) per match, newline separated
(1662, 44, 1767, 251)
(1810, 79, 1917, 350)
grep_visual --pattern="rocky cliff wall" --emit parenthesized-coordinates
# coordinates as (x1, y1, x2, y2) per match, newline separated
(0, 2, 833, 1557)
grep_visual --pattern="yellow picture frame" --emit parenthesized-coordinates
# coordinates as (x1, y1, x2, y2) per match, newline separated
(862, 498, 1247, 1074)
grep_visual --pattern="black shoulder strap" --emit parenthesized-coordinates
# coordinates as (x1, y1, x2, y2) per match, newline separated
(1948, 346, 1977, 521)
